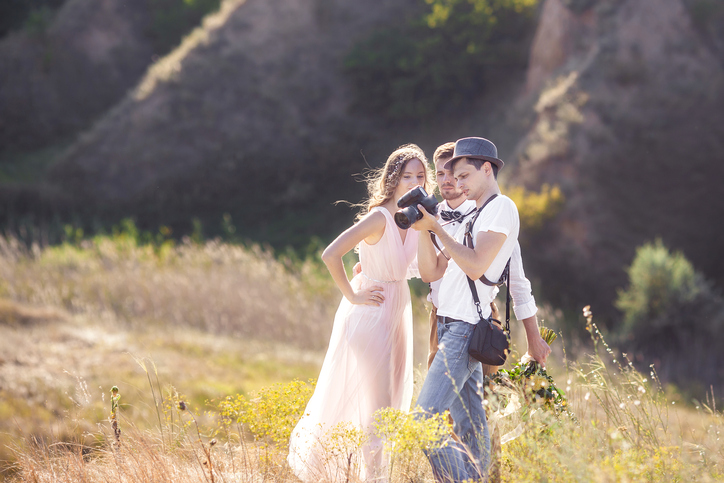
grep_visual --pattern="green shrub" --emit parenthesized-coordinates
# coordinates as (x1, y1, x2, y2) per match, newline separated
(615, 239, 724, 398)
(344, 0, 539, 120)
(616, 239, 702, 333)
(373, 407, 451, 454)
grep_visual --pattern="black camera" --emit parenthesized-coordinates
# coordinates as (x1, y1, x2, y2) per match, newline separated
(394, 186, 439, 229)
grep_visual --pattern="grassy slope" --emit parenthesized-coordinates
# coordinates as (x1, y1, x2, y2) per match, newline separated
(3, 308, 723, 482)
(0, 231, 434, 478)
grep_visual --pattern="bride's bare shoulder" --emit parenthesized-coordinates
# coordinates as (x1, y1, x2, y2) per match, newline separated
(359, 209, 387, 245)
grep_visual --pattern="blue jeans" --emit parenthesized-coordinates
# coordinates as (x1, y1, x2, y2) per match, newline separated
(415, 317, 490, 482)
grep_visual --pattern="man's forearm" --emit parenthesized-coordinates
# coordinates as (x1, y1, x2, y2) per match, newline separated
(521, 315, 540, 342)
(521, 314, 551, 365)
(431, 225, 473, 264)
(431, 225, 494, 280)
(418, 232, 444, 282)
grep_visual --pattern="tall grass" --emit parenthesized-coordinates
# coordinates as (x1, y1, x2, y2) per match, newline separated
(493, 307, 723, 481)
(0, 229, 339, 350)
(7, 309, 723, 482)
(0, 228, 344, 477)
(2, 231, 722, 481)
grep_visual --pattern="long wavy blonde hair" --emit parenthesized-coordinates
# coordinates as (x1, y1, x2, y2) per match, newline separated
(360, 144, 435, 217)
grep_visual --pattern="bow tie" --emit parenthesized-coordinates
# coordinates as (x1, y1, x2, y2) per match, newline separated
(440, 210, 463, 222)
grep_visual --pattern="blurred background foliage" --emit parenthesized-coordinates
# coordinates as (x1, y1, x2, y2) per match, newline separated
(615, 240, 724, 397)
(147, 0, 222, 53)
(505, 183, 564, 231)
(0, 0, 65, 38)
(344, 0, 539, 120)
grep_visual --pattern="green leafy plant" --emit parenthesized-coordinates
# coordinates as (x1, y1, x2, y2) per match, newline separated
(616, 239, 703, 333)
(614, 239, 724, 400)
(344, 0, 539, 120)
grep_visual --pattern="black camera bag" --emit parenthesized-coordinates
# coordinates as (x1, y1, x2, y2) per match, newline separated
(463, 194, 511, 365)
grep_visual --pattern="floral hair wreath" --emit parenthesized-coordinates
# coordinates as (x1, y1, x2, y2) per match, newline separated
(386, 149, 423, 183)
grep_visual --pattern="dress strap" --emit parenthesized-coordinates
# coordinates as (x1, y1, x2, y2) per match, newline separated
(370, 206, 393, 222)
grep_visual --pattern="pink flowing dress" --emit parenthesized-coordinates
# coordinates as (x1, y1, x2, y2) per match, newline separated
(288, 207, 419, 482)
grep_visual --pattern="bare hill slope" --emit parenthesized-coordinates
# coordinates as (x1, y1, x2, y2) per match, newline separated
(509, 0, 724, 317)
(0, 0, 155, 150)
(48, 0, 419, 244)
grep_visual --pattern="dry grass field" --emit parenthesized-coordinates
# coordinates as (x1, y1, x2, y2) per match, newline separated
(0, 231, 722, 482)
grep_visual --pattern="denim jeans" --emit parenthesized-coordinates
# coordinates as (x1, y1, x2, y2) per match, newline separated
(415, 317, 490, 482)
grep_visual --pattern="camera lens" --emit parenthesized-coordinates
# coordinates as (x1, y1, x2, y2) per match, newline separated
(394, 206, 420, 229)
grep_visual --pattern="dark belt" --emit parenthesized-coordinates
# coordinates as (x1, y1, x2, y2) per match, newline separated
(437, 315, 465, 325)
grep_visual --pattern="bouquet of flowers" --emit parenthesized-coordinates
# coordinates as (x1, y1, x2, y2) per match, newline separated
(486, 327, 568, 414)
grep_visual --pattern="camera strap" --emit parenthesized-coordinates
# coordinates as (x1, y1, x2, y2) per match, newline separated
(439, 207, 476, 227)
(463, 194, 511, 333)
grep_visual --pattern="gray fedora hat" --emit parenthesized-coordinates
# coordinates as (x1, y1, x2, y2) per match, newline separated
(443, 137, 504, 171)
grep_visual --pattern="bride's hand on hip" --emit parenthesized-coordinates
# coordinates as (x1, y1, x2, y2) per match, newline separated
(350, 285, 385, 306)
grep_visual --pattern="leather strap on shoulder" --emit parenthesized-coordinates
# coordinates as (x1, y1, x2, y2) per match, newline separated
(463, 193, 511, 333)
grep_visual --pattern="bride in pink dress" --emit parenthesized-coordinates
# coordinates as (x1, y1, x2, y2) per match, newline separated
(288, 144, 435, 482)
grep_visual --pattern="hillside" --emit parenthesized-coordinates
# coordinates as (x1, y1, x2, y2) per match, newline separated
(0, 0, 155, 152)
(508, 0, 724, 321)
(1, 0, 723, 327)
(0, 0, 224, 155)
(39, 0, 421, 246)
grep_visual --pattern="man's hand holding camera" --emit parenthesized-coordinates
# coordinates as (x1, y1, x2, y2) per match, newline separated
(409, 202, 454, 284)
(409, 202, 441, 234)
(394, 186, 439, 230)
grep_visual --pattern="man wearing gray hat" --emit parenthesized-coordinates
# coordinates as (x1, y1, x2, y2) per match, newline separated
(410, 136, 536, 482)
(426, 141, 550, 371)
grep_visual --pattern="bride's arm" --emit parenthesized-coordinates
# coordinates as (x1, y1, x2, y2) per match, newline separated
(321, 211, 387, 306)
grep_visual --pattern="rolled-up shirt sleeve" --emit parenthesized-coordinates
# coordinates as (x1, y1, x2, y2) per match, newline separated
(509, 242, 538, 320)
